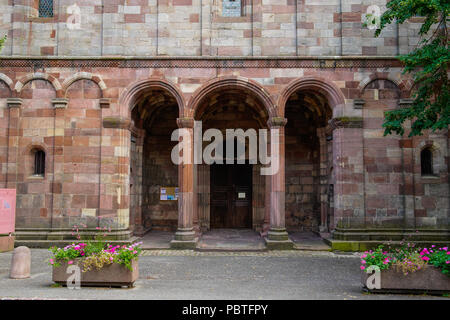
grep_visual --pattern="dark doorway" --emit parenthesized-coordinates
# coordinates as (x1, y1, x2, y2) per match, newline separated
(210, 164, 252, 228)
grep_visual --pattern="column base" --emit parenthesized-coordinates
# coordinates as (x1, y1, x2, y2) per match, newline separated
(170, 239, 198, 250)
(265, 238, 294, 250)
(265, 228, 293, 250)
(170, 228, 198, 249)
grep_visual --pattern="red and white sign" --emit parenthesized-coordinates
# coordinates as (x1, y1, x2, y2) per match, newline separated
(0, 189, 16, 234)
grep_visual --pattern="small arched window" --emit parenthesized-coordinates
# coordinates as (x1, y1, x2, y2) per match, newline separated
(34, 150, 46, 176)
(420, 147, 433, 175)
(39, 0, 54, 18)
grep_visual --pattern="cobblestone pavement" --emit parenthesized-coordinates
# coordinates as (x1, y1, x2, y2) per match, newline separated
(0, 249, 447, 300)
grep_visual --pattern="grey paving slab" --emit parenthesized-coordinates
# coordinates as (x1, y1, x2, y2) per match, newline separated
(0, 249, 447, 300)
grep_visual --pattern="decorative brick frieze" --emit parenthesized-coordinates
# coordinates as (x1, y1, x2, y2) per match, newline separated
(0, 57, 404, 69)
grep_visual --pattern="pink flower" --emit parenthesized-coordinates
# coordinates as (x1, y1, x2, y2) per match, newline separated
(361, 260, 366, 264)
(68, 261, 73, 265)
(421, 256, 430, 261)
(361, 254, 367, 258)
(360, 266, 365, 270)
(446, 261, 450, 264)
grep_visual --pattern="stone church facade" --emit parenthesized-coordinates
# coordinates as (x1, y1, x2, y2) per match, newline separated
(0, 0, 448, 249)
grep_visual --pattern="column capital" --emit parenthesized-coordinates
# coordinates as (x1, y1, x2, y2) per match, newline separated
(399, 98, 414, 107)
(176, 117, 195, 129)
(329, 117, 363, 130)
(268, 117, 287, 128)
(353, 99, 365, 109)
(103, 117, 131, 129)
(6, 98, 23, 109)
(100, 98, 111, 109)
(52, 98, 69, 109)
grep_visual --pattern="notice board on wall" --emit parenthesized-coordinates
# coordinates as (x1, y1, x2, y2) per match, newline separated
(0, 189, 16, 235)
(160, 187, 179, 201)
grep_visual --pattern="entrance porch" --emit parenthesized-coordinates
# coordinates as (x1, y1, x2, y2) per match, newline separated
(139, 229, 330, 252)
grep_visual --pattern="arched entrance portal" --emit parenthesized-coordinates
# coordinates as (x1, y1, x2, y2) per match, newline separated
(128, 82, 183, 236)
(284, 89, 332, 231)
(193, 81, 271, 232)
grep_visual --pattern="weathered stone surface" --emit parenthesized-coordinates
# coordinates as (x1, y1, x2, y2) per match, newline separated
(9, 246, 31, 279)
(0, 0, 427, 57)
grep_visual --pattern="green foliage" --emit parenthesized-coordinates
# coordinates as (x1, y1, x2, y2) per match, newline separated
(361, 243, 450, 276)
(360, 246, 393, 271)
(372, 0, 449, 136)
(0, 35, 6, 53)
(48, 224, 142, 272)
(421, 246, 450, 275)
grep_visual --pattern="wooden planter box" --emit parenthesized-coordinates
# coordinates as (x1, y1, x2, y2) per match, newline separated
(53, 259, 139, 288)
(361, 266, 450, 295)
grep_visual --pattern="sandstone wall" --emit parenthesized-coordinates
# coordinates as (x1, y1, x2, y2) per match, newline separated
(0, 0, 425, 57)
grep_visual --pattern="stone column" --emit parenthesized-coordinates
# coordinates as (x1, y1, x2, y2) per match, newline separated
(265, 117, 293, 249)
(329, 117, 365, 241)
(5, 98, 23, 189)
(170, 117, 197, 249)
(47, 98, 68, 238)
(317, 127, 328, 232)
(129, 125, 145, 236)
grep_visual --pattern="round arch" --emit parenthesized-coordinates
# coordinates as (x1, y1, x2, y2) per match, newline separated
(358, 72, 413, 98)
(0, 73, 13, 92)
(14, 72, 63, 98)
(188, 76, 277, 119)
(62, 72, 107, 98)
(277, 76, 346, 117)
(119, 78, 186, 118)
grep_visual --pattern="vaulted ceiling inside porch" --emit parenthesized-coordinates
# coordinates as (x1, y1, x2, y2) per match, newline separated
(131, 89, 178, 135)
(196, 89, 269, 129)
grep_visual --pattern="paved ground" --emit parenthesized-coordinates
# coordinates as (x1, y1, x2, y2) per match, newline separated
(0, 249, 447, 300)
(197, 229, 266, 251)
(141, 229, 330, 251)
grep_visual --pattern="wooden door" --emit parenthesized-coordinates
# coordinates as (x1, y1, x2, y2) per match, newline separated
(210, 164, 252, 228)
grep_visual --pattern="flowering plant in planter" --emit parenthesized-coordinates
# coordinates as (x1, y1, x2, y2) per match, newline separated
(48, 225, 143, 272)
(360, 243, 450, 276)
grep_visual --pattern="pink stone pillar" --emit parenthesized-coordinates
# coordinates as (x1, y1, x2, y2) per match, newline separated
(267, 117, 291, 245)
(171, 118, 196, 247)
(317, 127, 329, 232)
(329, 117, 365, 236)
